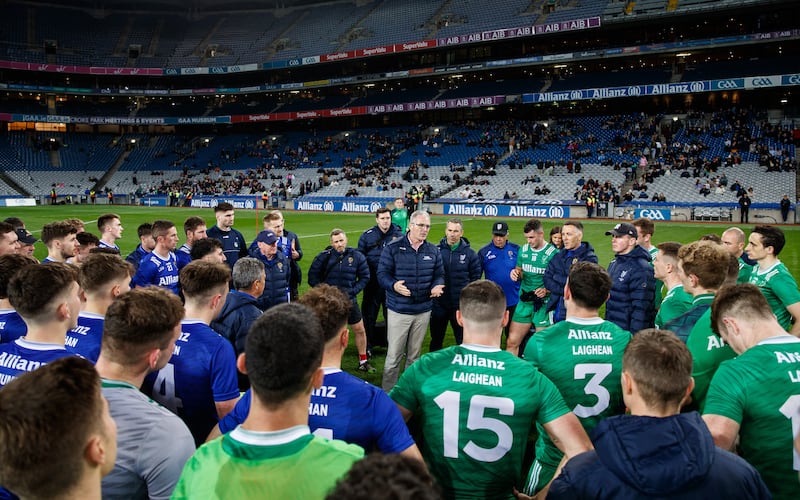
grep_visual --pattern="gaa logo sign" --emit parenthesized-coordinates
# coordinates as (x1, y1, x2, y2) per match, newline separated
(323, 201, 335, 212)
(484, 205, 499, 217)
(548, 206, 565, 218)
(370, 202, 382, 212)
(635, 208, 671, 221)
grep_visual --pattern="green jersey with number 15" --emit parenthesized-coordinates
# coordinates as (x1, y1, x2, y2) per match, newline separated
(703, 335, 800, 500)
(390, 344, 569, 500)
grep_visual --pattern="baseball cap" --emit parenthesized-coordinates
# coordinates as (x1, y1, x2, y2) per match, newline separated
(15, 228, 37, 245)
(492, 222, 509, 236)
(255, 230, 278, 245)
(605, 222, 638, 238)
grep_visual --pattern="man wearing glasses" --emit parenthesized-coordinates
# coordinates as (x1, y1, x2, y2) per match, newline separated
(378, 211, 444, 391)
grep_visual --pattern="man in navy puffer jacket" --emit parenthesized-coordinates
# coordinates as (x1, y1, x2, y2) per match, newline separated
(429, 218, 481, 351)
(308, 228, 373, 372)
(544, 221, 598, 324)
(604, 222, 655, 333)
(549, 329, 770, 499)
(378, 210, 444, 391)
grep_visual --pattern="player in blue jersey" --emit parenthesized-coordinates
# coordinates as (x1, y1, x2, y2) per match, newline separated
(0, 263, 80, 388)
(97, 213, 123, 251)
(177, 216, 208, 271)
(132, 220, 180, 295)
(66, 253, 134, 363)
(0, 254, 38, 344)
(41, 220, 78, 263)
(207, 202, 248, 269)
(142, 261, 239, 446)
(208, 284, 423, 460)
(478, 221, 520, 336)
(124, 223, 155, 271)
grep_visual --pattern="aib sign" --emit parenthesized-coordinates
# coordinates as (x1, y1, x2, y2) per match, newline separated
(634, 208, 671, 221)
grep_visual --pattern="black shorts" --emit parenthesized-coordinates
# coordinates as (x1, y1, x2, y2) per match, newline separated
(348, 301, 363, 325)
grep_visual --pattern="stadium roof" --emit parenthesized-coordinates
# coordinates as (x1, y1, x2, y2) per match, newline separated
(16, 0, 339, 14)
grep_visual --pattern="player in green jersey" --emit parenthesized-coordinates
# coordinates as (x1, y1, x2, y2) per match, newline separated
(508, 219, 558, 356)
(522, 262, 631, 495)
(633, 218, 663, 309)
(675, 241, 737, 411)
(704, 284, 800, 500)
(746, 225, 800, 335)
(390, 280, 592, 500)
(721, 227, 754, 284)
(391, 197, 409, 233)
(653, 242, 693, 329)
(172, 304, 363, 499)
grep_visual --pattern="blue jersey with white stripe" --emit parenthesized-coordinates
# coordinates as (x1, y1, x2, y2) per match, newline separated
(65, 312, 104, 363)
(0, 338, 73, 389)
(218, 368, 414, 454)
(176, 244, 192, 271)
(142, 320, 239, 446)
(0, 309, 26, 344)
(133, 251, 180, 294)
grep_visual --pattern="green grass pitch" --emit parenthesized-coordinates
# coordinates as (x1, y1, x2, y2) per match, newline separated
(5, 204, 800, 386)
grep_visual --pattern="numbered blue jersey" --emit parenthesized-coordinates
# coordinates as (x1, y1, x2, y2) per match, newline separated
(142, 320, 239, 446)
(133, 251, 180, 295)
(218, 368, 414, 454)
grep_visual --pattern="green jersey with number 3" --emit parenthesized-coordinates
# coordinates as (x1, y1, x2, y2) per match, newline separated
(390, 344, 569, 500)
(703, 335, 800, 500)
(522, 317, 630, 492)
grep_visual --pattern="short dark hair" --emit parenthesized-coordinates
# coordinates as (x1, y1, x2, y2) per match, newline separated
(90, 246, 121, 255)
(563, 220, 584, 232)
(8, 263, 77, 321)
(567, 262, 611, 310)
(700, 233, 722, 244)
(711, 284, 774, 337)
(656, 241, 682, 261)
(102, 287, 184, 366)
(459, 280, 506, 327)
(0, 254, 39, 299)
(523, 219, 543, 234)
(136, 222, 153, 239)
(151, 220, 175, 240)
(623, 328, 692, 411)
(2, 217, 24, 229)
(41, 220, 78, 245)
(375, 207, 391, 217)
(77, 231, 100, 247)
(97, 213, 120, 232)
(326, 453, 441, 500)
(245, 303, 324, 407)
(298, 284, 351, 343)
(0, 221, 15, 237)
(752, 225, 785, 256)
(78, 253, 134, 294)
(190, 237, 223, 260)
(180, 261, 230, 300)
(632, 218, 655, 237)
(0, 357, 104, 499)
(214, 202, 234, 212)
(183, 216, 206, 235)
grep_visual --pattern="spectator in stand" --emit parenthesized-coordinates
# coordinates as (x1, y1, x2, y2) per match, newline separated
(738, 192, 751, 223)
(125, 223, 155, 271)
(780, 194, 791, 223)
(207, 202, 248, 269)
(177, 216, 208, 271)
